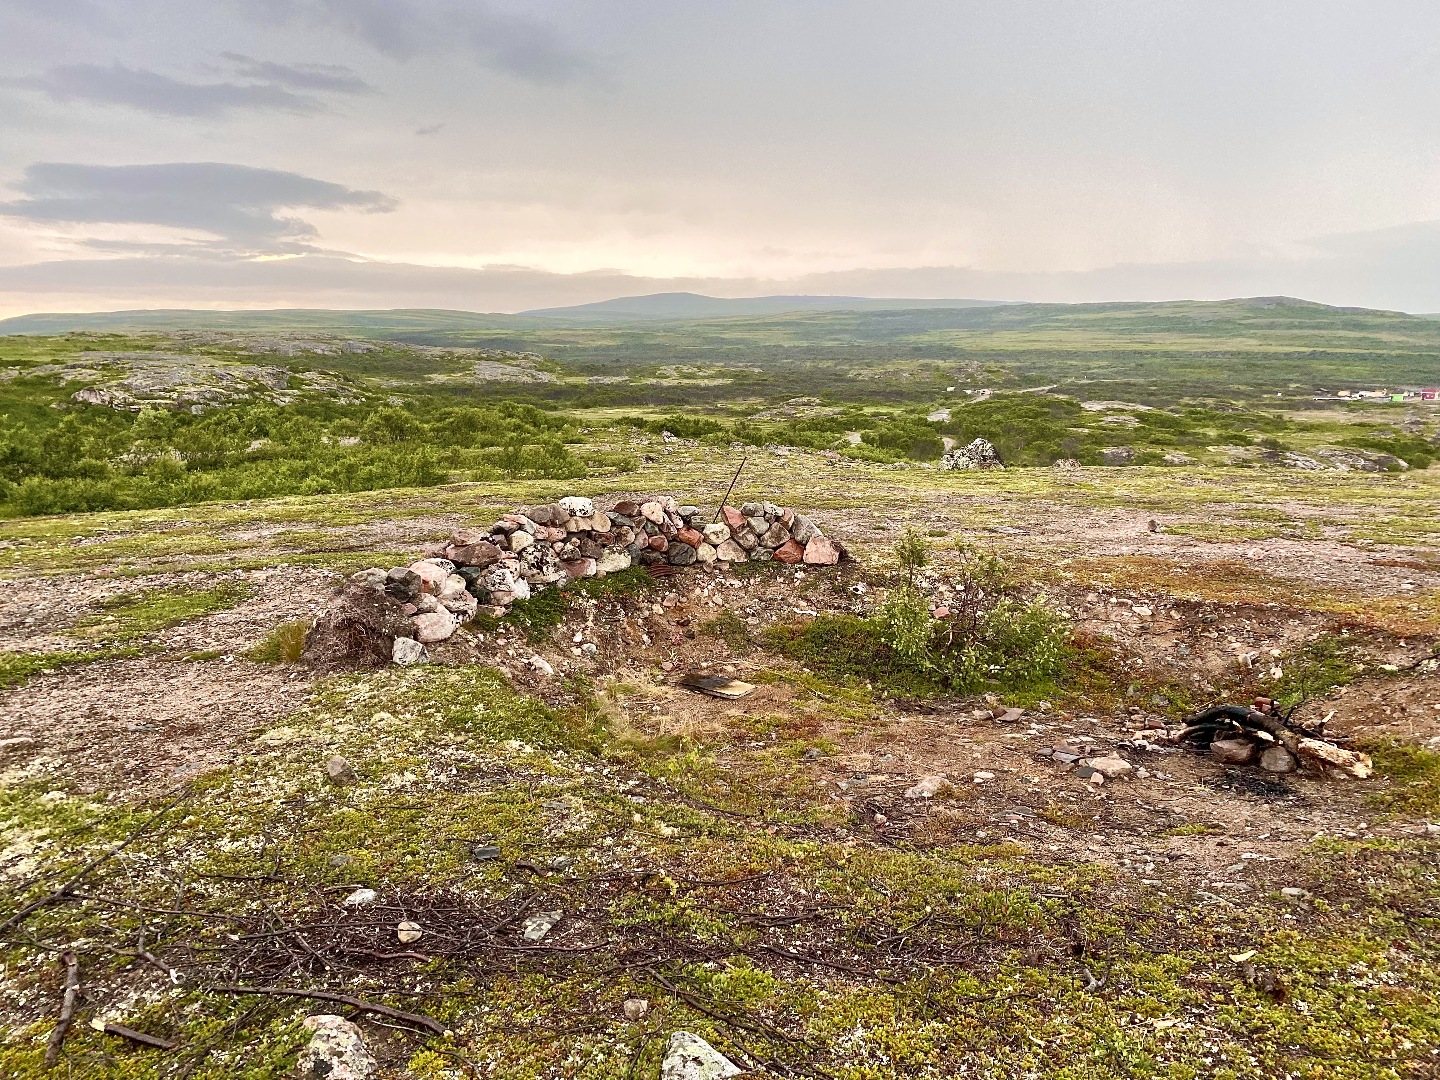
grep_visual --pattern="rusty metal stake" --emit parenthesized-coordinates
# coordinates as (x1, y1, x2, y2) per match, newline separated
(714, 453, 749, 523)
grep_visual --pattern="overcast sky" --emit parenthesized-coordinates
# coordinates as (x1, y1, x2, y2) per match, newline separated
(3, 1, 1440, 315)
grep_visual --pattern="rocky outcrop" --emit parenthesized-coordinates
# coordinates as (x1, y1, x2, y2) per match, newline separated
(938, 438, 1004, 470)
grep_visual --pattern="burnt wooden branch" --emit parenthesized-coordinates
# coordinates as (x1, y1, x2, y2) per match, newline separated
(1182, 705, 1372, 777)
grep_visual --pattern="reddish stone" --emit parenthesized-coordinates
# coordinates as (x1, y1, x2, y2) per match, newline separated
(408, 560, 451, 593)
(444, 541, 501, 568)
(677, 526, 704, 548)
(721, 505, 747, 529)
(773, 539, 805, 564)
(563, 558, 598, 579)
(613, 500, 641, 516)
(802, 536, 840, 566)
(649, 535, 669, 552)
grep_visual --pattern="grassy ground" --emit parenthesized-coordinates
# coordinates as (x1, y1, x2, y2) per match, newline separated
(1, 663, 1437, 1078)
(1, 448, 1439, 1079)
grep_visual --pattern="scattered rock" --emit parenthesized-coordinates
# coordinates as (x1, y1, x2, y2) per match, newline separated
(622, 998, 650, 1021)
(905, 775, 951, 799)
(342, 888, 378, 908)
(522, 910, 562, 942)
(412, 610, 457, 644)
(803, 536, 840, 565)
(396, 921, 423, 944)
(1101, 446, 1136, 465)
(391, 637, 428, 666)
(715, 539, 748, 562)
(1312, 447, 1408, 472)
(660, 1031, 742, 1080)
(1083, 756, 1134, 779)
(939, 438, 1004, 470)
(559, 496, 595, 518)
(528, 654, 555, 676)
(1259, 746, 1297, 773)
(326, 755, 357, 785)
(297, 1015, 377, 1080)
(1210, 738, 1257, 766)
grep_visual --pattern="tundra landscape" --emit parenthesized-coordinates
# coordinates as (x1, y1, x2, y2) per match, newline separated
(5, 2, 1440, 1077)
(1, 298, 1438, 1078)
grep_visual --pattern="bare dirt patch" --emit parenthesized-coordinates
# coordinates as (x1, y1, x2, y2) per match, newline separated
(0, 657, 313, 797)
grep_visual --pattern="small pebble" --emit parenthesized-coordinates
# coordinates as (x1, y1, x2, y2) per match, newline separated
(623, 997, 650, 1021)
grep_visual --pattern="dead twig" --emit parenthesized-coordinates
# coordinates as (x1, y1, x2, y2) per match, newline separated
(100, 1023, 178, 1051)
(43, 950, 80, 1068)
(1, 795, 185, 936)
(211, 984, 447, 1037)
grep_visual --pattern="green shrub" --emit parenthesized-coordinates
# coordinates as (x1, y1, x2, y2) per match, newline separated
(0, 396, 581, 518)
(767, 537, 1068, 699)
(0, 649, 127, 690)
(246, 620, 309, 664)
(1271, 635, 1361, 712)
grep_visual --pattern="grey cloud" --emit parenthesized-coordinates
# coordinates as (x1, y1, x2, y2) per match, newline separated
(253, 0, 603, 85)
(219, 52, 374, 93)
(19, 63, 325, 118)
(3, 0, 115, 26)
(0, 162, 396, 250)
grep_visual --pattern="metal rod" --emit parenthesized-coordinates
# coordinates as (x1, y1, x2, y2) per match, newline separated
(714, 453, 748, 522)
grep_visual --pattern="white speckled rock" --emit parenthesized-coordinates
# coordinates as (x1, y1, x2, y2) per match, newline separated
(392, 637, 428, 666)
(297, 1015, 377, 1080)
(597, 548, 632, 574)
(660, 1032, 741, 1080)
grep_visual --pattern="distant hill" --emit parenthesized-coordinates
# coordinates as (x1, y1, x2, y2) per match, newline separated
(0, 308, 546, 336)
(521, 291, 1011, 322)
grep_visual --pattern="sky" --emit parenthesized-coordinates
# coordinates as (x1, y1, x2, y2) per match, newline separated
(3, 0, 1440, 316)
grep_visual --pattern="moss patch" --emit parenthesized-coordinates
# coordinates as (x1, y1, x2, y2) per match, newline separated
(75, 582, 252, 641)
(1364, 739, 1440, 818)
(0, 647, 137, 690)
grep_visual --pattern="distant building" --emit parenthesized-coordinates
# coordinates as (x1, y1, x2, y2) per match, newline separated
(1421, 387, 1438, 403)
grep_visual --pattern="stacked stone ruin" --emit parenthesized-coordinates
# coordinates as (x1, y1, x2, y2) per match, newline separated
(351, 495, 842, 652)
(938, 437, 1004, 471)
